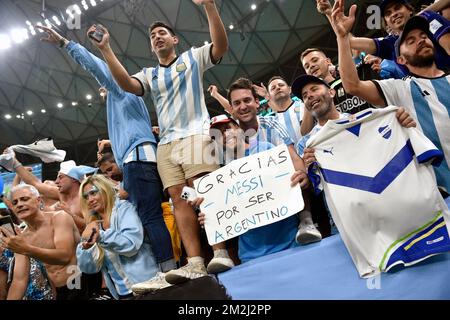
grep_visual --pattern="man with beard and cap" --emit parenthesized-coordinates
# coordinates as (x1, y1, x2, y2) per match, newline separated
(315, 0, 450, 72)
(330, 0, 450, 195)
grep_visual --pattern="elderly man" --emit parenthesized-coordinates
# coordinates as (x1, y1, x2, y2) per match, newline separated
(0, 184, 82, 300)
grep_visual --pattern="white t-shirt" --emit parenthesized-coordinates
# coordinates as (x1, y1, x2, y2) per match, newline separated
(307, 106, 450, 277)
(132, 43, 214, 144)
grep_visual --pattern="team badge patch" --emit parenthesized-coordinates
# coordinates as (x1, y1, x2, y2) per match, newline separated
(176, 63, 187, 72)
(378, 125, 392, 139)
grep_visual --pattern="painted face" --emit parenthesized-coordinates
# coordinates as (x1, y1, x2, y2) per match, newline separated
(82, 184, 105, 214)
(230, 89, 259, 125)
(11, 188, 40, 220)
(302, 51, 332, 79)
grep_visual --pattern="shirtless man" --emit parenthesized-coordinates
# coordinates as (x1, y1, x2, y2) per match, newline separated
(0, 184, 82, 300)
(10, 157, 94, 233)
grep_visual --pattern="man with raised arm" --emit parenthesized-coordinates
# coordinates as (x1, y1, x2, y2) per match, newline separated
(87, 0, 229, 285)
(330, 0, 450, 194)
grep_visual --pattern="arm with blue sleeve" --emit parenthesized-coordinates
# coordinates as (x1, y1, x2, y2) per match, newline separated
(76, 243, 103, 274)
(65, 41, 122, 97)
(97, 200, 144, 257)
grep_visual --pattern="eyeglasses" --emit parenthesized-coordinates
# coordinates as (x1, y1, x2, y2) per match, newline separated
(82, 185, 100, 200)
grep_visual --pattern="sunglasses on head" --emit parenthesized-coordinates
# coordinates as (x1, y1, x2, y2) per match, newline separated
(82, 185, 100, 200)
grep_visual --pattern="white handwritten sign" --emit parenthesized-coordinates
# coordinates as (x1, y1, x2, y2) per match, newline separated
(193, 144, 304, 245)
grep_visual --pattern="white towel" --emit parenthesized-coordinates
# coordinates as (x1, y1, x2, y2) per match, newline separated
(0, 138, 66, 171)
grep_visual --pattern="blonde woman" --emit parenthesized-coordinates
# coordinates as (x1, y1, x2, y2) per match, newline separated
(76, 175, 158, 299)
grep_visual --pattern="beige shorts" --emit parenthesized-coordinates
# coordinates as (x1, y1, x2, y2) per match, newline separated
(157, 134, 220, 189)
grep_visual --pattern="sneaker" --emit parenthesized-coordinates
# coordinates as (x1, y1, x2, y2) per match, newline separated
(165, 261, 207, 285)
(131, 272, 172, 295)
(207, 257, 234, 274)
(296, 223, 322, 245)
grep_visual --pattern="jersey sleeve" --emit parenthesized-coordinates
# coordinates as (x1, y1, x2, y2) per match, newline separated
(420, 10, 450, 42)
(271, 120, 294, 146)
(131, 68, 151, 96)
(373, 78, 405, 107)
(373, 35, 397, 60)
(191, 43, 215, 73)
(296, 135, 309, 157)
(408, 127, 444, 166)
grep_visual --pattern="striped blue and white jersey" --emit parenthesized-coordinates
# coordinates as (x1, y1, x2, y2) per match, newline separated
(132, 43, 214, 145)
(123, 142, 157, 164)
(307, 106, 450, 277)
(375, 74, 450, 193)
(246, 116, 293, 155)
(270, 100, 305, 145)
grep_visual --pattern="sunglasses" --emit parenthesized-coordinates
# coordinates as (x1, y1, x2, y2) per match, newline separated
(82, 185, 100, 200)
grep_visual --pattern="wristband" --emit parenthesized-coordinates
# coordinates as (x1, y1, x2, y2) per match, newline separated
(13, 161, 22, 170)
(59, 39, 68, 48)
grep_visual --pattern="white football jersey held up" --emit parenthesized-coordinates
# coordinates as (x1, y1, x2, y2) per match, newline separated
(307, 106, 450, 278)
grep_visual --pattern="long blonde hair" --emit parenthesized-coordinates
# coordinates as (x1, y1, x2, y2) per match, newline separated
(79, 174, 116, 268)
(79, 174, 116, 224)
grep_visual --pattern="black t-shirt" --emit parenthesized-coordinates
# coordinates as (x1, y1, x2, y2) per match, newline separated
(331, 62, 380, 114)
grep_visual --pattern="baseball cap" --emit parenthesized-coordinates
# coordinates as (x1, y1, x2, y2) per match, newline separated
(59, 160, 76, 175)
(210, 114, 238, 128)
(59, 160, 97, 183)
(380, 0, 409, 16)
(394, 15, 431, 57)
(291, 74, 330, 101)
(66, 166, 97, 183)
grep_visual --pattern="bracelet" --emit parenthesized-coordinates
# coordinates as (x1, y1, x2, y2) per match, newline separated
(59, 38, 67, 48)
(13, 161, 23, 170)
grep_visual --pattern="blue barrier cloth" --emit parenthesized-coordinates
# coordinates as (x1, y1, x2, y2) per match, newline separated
(217, 197, 450, 300)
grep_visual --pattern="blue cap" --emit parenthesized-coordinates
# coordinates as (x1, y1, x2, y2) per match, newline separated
(380, 0, 409, 16)
(66, 165, 98, 183)
(394, 15, 431, 57)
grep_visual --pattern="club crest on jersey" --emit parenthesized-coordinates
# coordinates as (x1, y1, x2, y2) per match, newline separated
(176, 63, 187, 72)
(378, 125, 392, 139)
(294, 106, 302, 113)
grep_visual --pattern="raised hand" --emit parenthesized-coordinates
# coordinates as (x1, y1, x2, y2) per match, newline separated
(330, 0, 357, 38)
(316, 0, 333, 16)
(35, 25, 64, 44)
(207, 85, 218, 97)
(86, 24, 110, 50)
(252, 82, 269, 100)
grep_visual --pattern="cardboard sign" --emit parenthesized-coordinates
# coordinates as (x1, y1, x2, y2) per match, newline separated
(194, 144, 304, 245)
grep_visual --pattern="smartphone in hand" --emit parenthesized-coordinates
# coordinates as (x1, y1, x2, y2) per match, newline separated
(88, 25, 104, 43)
(180, 186, 197, 202)
(0, 215, 17, 236)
